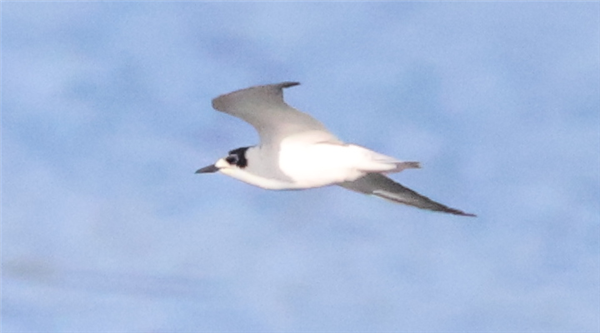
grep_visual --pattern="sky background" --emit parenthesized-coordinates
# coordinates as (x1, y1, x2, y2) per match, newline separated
(2, 2, 599, 332)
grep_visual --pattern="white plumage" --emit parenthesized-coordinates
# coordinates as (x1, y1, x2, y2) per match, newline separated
(197, 82, 475, 217)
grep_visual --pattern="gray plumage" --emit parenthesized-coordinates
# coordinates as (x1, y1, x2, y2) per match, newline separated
(199, 82, 476, 217)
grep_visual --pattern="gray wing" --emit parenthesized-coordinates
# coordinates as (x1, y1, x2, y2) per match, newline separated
(211, 82, 338, 145)
(339, 173, 476, 217)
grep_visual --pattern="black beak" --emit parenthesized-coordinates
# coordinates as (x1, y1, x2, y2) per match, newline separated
(195, 164, 220, 174)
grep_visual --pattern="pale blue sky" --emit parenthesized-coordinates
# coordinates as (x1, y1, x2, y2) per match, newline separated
(3, 2, 599, 332)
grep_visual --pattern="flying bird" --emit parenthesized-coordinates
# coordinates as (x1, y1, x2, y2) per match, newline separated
(197, 82, 475, 217)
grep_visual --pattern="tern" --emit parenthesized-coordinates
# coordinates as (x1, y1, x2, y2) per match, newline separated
(197, 82, 475, 217)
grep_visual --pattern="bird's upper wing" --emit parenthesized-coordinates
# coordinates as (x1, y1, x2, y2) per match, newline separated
(339, 173, 476, 216)
(212, 82, 339, 145)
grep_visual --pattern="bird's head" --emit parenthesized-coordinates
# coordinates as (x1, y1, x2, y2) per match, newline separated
(196, 146, 250, 176)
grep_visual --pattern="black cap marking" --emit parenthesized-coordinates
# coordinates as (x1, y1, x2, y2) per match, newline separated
(226, 147, 250, 168)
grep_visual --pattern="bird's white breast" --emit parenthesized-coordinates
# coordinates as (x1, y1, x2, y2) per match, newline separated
(278, 137, 367, 188)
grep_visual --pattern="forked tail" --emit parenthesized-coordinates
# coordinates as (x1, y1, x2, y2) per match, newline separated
(384, 161, 421, 174)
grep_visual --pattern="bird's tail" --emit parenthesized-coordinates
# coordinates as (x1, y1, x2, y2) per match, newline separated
(338, 173, 476, 217)
(383, 161, 421, 174)
(349, 145, 421, 174)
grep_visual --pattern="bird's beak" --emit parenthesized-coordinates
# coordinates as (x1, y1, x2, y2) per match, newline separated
(195, 164, 220, 174)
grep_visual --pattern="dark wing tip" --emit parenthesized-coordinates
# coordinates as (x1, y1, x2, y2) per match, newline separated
(410, 198, 477, 217)
(211, 81, 301, 112)
(445, 208, 477, 217)
(353, 174, 476, 217)
(279, 81, 301, 89)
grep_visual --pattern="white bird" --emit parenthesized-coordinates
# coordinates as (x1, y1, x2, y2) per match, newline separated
(197, 82, 475, 217)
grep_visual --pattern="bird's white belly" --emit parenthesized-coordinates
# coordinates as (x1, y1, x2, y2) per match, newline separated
(278, 141, 367, 188)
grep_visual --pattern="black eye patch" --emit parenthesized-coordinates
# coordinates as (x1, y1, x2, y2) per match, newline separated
(226, 146, 250, 168)
(225, 155, 238, 165)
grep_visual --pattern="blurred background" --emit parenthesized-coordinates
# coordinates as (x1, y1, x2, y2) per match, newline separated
(2, 2, 599, 332)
